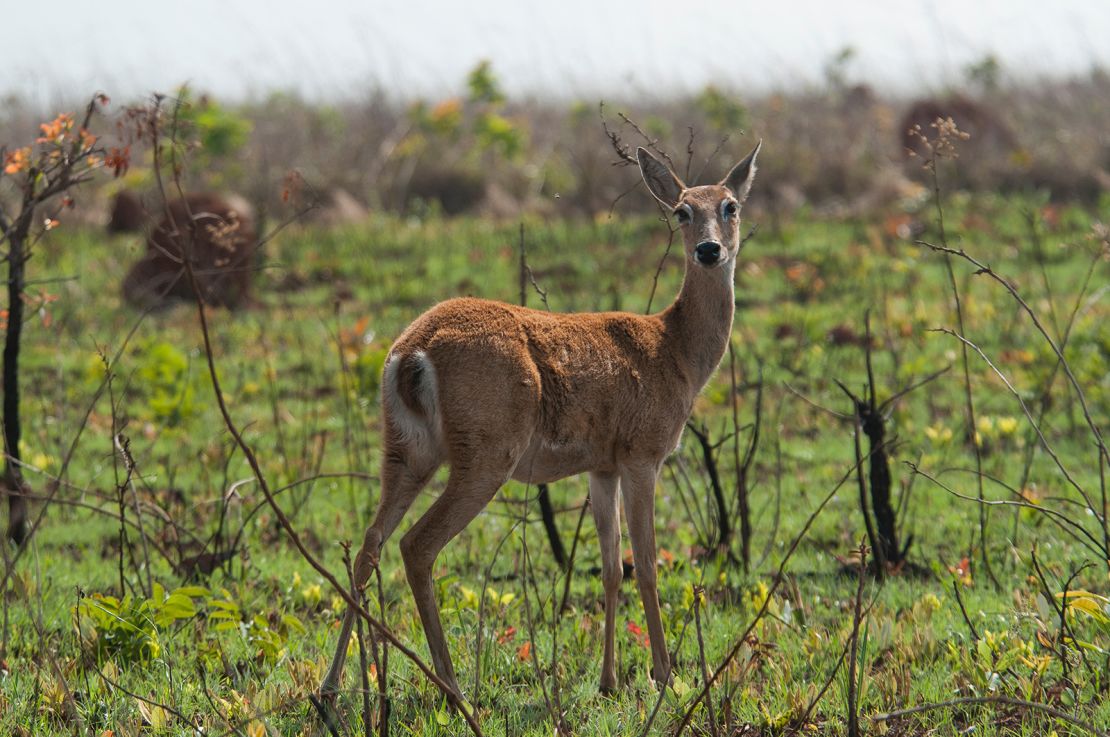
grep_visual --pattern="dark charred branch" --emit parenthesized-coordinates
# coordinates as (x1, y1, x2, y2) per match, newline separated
(686, 421, 733, 558)
(3, 209, 32, 544)
(536, 484, 568, 570)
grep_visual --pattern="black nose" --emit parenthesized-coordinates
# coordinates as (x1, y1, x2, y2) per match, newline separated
(695, 241, 721, 265)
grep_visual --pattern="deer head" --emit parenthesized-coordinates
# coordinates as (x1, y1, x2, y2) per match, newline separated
(637, 142, 761, 269)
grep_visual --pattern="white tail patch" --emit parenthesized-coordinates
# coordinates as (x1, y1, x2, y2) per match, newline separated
(382, 350, 442, 464)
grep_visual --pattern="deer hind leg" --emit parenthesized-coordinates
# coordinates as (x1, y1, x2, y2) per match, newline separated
(354, 445, 440, 583)
(621, 462, 671, 685)
(320, 438, 439, 698)
(355, 351, 446, 578)
(589, 471, 622, 692)
(399, 446, 521, 697)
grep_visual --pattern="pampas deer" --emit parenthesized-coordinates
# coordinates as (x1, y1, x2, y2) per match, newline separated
(320, 141, 761, 699)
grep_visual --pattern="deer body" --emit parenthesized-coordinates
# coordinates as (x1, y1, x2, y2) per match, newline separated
(394, 294, 728, 482)
(321, 142, 761, 700)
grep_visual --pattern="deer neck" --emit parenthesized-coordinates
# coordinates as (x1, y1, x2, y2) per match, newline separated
(662, 256, 737, 392)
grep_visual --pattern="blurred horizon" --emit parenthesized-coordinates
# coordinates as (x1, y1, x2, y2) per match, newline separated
(5, 0, 1110, 108)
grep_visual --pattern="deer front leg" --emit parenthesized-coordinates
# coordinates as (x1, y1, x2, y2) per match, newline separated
(620, 462, 671, 686)
(589, 471, 622, 693)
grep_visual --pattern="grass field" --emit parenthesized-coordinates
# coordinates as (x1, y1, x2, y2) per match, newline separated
(2, 189, 1109, 736)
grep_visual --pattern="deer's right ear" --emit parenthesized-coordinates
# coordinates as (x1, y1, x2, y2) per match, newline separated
(637, 148, 685, 208)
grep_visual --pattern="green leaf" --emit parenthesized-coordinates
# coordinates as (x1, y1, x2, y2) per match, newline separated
(282, 614, 307, 634)
(160, 594, 197, 620)
(174, 585, 210, 598)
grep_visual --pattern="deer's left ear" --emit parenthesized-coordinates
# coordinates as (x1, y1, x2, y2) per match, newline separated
(719, 140, 762, 203)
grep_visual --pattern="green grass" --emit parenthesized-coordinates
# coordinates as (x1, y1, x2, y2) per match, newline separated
(3, 193, 1109, 736)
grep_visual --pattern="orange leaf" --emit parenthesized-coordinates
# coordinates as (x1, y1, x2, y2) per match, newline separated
(36, 113, 74, 144)
(626, 620, 650, 648)
(78, 128, 98, 149)
(947, 556, 973, 587)
(3, 147, 30, 175)
(516, 641, 532, 661)
(105, 146, 130, 178)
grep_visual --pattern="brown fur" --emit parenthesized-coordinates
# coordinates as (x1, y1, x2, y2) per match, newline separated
(120, 193, 256, 310)
(320, 142, 762, 699)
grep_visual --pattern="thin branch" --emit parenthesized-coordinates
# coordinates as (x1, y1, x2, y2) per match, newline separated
(907, 463, 1106, 557)
(149, 94, 483, 731)
(184, 259, 483, 733)
(917, 240, 1107, 463)
(846, 541, 869, 737)
(928, 327, 1101, 520)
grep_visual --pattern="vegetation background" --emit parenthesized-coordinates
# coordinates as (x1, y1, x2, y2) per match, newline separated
(1, 5, 1110, 736)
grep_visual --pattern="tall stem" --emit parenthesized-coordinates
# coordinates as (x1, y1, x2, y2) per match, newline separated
(3, 213, 29, 543)
(930, 160, 996, 587)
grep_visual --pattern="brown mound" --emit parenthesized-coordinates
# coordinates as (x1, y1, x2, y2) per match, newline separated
(121, 193, 256, 310)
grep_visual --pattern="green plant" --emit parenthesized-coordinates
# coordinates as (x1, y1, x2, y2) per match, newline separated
(206, 589, 307, 663)
(133, 339, 196, 424)
(74, 583, 205, 664)
(174, 87, 252, 173)
(352, 344, 390, 401)
(695, 85, 748, 133)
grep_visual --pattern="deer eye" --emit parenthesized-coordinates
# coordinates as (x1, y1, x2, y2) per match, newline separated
(674, 204, 692, 225)
(721, 200, 739, 219)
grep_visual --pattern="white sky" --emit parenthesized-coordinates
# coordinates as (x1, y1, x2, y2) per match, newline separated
(4, 0, 1109, 106)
